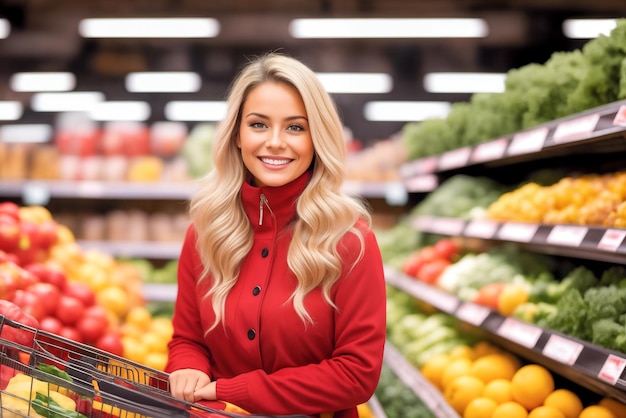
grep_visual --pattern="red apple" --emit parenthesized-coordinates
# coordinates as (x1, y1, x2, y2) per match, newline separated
(42, 267, 68, 291)
(95, 331, 124, 356)
(0, 202, 20, 221)
(58, 326, 83, 343)
(55, 295, 85, 326)
(37, 221, 59, 249)
(11, 289, 47, 321)
(0, 214, 21, 252)
(64, 281, 95, 307)
(39, 316, 63, 335)
(26, 282, 61, 317)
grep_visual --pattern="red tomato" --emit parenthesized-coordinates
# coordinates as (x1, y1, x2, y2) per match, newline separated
(0, 270, 18, 300)
(434, 238, 460, 260)
(58, 326, 83, 343)
(0, 214, 21, 252)
(37, 221, 59, 249)
(76, 315, 108, 344)
(417, 258, 451, 285)
(402, 252, 425, 277)
(55, 295, 86, 326)
(473, 282, 507, 311)
(39, 316, 63, 335)
(11, 289, 47, 321)
(42, 267, 67, 291)
(64, 281, 95, 307)
(95, 332, 124, 357)
(0, 202, 20, 221)
(26, 282, 61, 317)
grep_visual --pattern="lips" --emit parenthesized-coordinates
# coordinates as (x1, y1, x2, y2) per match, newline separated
(260, 157, 292, 166)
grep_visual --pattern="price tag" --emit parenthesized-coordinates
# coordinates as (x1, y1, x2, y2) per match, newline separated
(613, 105, 626, 127)
(411, 216, 435, 230)
(546, 225, 589, 247)
(553, 113, 600, 143)
(507, 127, 549, 156)
(497, 317, 542, 348)
(598, 354, 626, 385)
(401, 280, 459, 313)
(431, 218, 465, 236)
(497, 222, 538, 243)
(22, 182, 51, 206)
(542, 334, 583, 365)
(598, 229, 626, 252)
(456, 302, 491, 326)
(464, 219, 499, 239)
(404, 175, 438, 192)
(77, 181, 106, 198)
(438, 147, 471, 171)
(471, 138, 508, 163)
(403, 156, 438, 175)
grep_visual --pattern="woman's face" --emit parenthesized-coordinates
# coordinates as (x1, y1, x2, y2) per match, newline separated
(236, 81, 314, 188)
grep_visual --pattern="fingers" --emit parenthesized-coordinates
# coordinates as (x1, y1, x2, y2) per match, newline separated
(169, 369, 211, 402)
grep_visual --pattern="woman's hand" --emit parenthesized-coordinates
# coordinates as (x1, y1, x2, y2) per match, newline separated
(169, 369, 213, 402)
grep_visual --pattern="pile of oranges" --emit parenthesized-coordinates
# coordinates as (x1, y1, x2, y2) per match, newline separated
(420, 340, 626, 418)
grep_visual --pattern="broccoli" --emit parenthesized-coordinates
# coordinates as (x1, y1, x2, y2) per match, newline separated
(599, 266, 626, 287)
(544, 266, 598, 303)
(590, 319, 626, 352)
(584, 285, 626, 326)
(538, 288, 589, 340)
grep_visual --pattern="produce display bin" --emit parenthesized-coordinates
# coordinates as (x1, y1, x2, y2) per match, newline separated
(0, 315, 307, 418)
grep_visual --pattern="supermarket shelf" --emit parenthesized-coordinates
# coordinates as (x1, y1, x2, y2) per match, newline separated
(0, 179, 408, 205)
(385, 267, 626, 404)
(383, 341, 460, 418)
(143, 283, 178, 302)
(410, 215, 626, 265)
(77, 240, 182, 259)
(399, 99, 626, 181)
(367, 395, 387, 418)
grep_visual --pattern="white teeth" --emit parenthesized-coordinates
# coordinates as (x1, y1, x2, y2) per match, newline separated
(261, 158, 290, 166)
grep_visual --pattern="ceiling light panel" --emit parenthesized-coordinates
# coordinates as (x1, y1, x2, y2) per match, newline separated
(562, 18, 617, 39)
(79, 18, 220, 38)
(10, 72, 76, 92)
(316, 73, 392, 93)
(364, 101, 451, 122)
(126, 72, 202, 93)
(164, 101, 227, 121)
(290, 18, 488, 39)
(424, 72, 506, 93)
(0, 101, 23, 121)
(0, 18, 9, 39)
(31, 92, 105, 112)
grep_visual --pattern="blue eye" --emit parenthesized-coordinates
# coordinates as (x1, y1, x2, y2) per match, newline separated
(250, 122, 266, 128)
(287, 125, 304, 131)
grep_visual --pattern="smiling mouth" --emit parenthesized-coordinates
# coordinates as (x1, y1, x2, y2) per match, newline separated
(260, 157, 292, 166)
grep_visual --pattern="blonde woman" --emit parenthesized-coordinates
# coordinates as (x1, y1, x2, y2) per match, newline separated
(166, 53, 386, 418)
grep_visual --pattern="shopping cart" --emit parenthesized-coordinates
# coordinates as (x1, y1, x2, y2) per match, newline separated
(0, 315, 309, 418)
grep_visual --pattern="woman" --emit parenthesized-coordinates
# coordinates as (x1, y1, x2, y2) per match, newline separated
(166, 52, 387, 418)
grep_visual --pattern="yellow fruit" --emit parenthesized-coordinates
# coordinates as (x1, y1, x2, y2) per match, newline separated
(441, 357, 473, 389)
(444, 375, 485, 415)
(150, 317, 174, 339)
(144, 352, 168, 371)
(528, 405, 565, 418)
(578, 405, 617, 418)
(511, 364, 554, 410)
(125, 306, 153, 330)
(356, 403, 375, 418)
(543, 389, 583, 418)
(483, 378, 514, 404)
(420, 353, 451, 390)
(599, 397, 626, 418)
(463, 397, 498, 418)
(121, 336, 148, 364)
(498, 283, 529, 316)
(472, 341, 501, 359)
(470, 353, 517, 383)
(97, 285, 130, 318)
(449, 345, 474, 360)
(143, 331, 169, 354)
(492, 401, 528, 418)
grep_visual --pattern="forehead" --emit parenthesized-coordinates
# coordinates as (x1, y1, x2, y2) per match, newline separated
(242, 81, 306, 113)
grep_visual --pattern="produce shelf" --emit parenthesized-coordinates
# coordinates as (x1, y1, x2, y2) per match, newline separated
(409, 215, 626, 265)
(77, 240, 183, 259)
(367, 395, 387, 418)
(383, 341, 460, 418)
(400, 99, 626, 181)
(143, 283, 178, 302)
(385, 267, 626, 405)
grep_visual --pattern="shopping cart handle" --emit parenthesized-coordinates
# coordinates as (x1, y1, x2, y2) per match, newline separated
(96, 379, 190, 417)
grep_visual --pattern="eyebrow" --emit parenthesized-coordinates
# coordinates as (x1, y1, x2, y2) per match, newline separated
(245, 112, 308, 121)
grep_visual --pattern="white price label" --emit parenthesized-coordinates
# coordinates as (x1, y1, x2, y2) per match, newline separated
(407, 156, 438, 174)
(456, 303, 491, 326)
(464, 219, 499, 239)
(497, 318, 542, 348)
(598, 354, 626, 385)
(471, 138, 508, 163)
(553, 113, 600, 143)
(409, 282, 459, 313)
(430, 218, 465, 236)
(507, 127, 549, 155)
(542, 334, 583, 365)
(598, 229, 626, 252)
(438, 147, 471, 171)
(497, 222, 538, 243)
(546, 225, 589, 247)
(78, 181, 106, 198)
(613, 105, 626, 127)
(404, 175, 438, 192)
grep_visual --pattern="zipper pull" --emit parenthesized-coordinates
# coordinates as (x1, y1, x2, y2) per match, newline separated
(259, 193, 267, 225)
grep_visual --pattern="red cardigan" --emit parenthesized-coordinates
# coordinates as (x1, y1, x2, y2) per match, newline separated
(166, 173, 387, 417)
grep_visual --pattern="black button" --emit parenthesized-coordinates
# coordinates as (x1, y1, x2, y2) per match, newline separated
(261, 248, 269, 257)
(247, 329, 256, 340)
(252, 286, 261, 296)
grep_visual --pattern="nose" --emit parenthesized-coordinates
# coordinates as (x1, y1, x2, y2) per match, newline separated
(266, 128, 286, 148)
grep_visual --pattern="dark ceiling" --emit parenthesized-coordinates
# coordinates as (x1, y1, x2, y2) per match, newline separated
(1, 0, 624, 145)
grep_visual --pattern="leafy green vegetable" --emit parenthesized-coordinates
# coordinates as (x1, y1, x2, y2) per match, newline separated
(31, 392, 88, 418)
(37, 364, 73, 383)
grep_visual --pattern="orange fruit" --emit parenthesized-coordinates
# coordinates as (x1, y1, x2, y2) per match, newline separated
(528, 405, 565, 418)
(599, 397, 626, 418)
(483, 378, 514, 404)
(511, 364, 554, 410)
(463, 397, 497, 418)
(578, 405, 616, 418)
(441, 357, 473, 389)
(449, 345, 474, 360)
(492, 401, 528, 418)
(470, 353, 517, 383)
(420, 353, 451, 390)
(472, 341, 500, 359)
(125, 306, 153, 330)
(543, 389, 583, 418)
(444, 375, 485, 415)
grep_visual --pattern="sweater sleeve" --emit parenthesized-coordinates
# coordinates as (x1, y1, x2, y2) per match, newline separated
(215, 225, 387, 416)
(165, 225, 213, 376)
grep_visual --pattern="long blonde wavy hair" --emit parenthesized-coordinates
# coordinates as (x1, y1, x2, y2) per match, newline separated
(189, 53, 372, 330)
